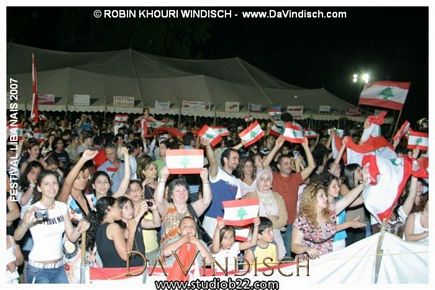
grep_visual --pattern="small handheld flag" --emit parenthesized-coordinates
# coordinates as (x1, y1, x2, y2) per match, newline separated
(198, 125, 222, 147)
(166, 149, 204, 174)
(239, 121, 265, 147)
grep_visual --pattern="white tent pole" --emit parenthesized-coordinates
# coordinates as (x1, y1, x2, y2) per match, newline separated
(128, 49, 145, 110)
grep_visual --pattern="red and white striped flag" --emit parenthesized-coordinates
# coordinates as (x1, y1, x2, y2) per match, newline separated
(114, 114, 128, 123)
(393, 120, 411, 141)
(212, 126, 230, 137)
(344, 136, 396, 166)
(222, 198, 259, 227)
(239, 121, 264, 147)
(243, 115, 253, 122)
(362, 155, 412, 223)
(331, 132, 347, 164)
(407, 130, 428, 151)
(30, 53, 39, 124)
(148, 120, 166, 128)
(166, 149, 204, 174)
(328, 128, 344, 138)
(198, 125, 222, 147)
(359, 81, 411, 110)
(269, 121, 285, 137)
(283, 122, 305, 143)
(304, 129, 317, 138)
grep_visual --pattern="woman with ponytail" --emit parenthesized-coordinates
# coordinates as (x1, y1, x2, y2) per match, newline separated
(86, 196, 141, 267)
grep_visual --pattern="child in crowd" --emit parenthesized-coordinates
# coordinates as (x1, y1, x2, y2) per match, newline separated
(243, 217, 278, 271)
(211, 218, 260, 273)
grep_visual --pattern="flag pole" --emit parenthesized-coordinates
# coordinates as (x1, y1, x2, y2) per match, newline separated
(390, 109, 403, 139)
(374, 219, 388, 283)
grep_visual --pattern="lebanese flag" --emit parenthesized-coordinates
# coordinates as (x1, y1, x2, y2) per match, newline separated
(167, 243, 198, 282)
(361, 111, 387, 143)
(269, 121, 285, 137)
(328, 128, 344, 138)
(239, 121, 264, 147)
(212, 126, 230, 137)
(407, 130, 428, 151)
(152, 127, 185, 139)
(234, 227, 251, 242)
(148, 120, 166, 128)
(166, 149, 204, 174)
(283, 122, 305, 144)
(393, 120, 411, 141)
(268, 106, 281, 117)
(140, 117, 157, 138)
(222, 198, 259, 227)
(361, 155, 412, 223)
(198, 125, 222, 147)
(304, 129, 317, 138)
(359, 81, 411, 110)
(30, 53, 39, 124)
(331, 132, 347, 164)
(114, 114, 128, 123)
(90, 266, 146, 281)
(344, 136, 396, 166)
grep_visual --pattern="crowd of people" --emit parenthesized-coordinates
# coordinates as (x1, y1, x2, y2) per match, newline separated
(6, 108, 429, 283)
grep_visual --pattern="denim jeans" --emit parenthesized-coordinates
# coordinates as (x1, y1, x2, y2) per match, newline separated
(25, 264, 69, 284)
(282, 224, 294, 258)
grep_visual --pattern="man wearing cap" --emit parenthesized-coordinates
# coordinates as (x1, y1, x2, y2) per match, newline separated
(201, 138, 241, 237)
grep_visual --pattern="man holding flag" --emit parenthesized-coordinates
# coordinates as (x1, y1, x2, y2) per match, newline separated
(201, 138, 241, 238)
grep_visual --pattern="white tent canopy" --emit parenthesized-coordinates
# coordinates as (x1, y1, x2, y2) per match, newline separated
(8, 43, 358, 119)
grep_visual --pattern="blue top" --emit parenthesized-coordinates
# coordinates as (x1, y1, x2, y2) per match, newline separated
(205, 167, 240, 218)
(97, 160, 130, 193)
(334, 198, 347, 242)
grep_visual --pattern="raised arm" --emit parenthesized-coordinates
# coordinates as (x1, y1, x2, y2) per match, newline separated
(329, 136, 348, 176)
(335, 182, 365, 215)
(155, 167, 170, 217)
(239, 217, 260, 251)
(300, 137, 316, 181)
(201, 138, 218, 179)
(112, 147, 131, 198)
(57, 150, 98, 203)
(401, 177, 418, 217)
(191, 168, 212, 217)
(263, 135, 284, 169)
(211, 220, 225, 254)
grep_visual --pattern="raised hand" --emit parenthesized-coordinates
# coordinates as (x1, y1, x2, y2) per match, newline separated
(82, 149, 98, 161)
(199, 168, 209, 183)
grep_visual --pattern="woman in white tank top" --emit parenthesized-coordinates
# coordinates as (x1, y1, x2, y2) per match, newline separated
(404, 200, 428, 242)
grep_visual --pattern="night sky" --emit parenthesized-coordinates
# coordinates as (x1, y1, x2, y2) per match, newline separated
(7, 6, 428, 123)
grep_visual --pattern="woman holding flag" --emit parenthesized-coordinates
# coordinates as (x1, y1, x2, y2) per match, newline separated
(156, 167, 212, 246)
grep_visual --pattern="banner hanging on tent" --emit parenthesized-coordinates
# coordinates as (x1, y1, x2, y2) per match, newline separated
(287, 106, 304, 118)
(155, 101, 170, 112)
(74, 94, 90, 106)
(225, 102, 240, 112)
(113, 96, 135, 107)
(182, 100, 213, 111)
(38, 94, 55, 105)
(248, 103, 263, 112)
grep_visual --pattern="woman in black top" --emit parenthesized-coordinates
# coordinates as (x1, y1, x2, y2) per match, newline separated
(86, 197, 141, 267)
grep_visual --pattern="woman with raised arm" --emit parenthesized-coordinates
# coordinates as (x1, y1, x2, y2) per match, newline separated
(57, 150, 98, 223)
(155, 167, 212, 246)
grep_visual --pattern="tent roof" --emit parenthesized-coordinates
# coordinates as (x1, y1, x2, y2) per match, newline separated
(7, 43, 353, 115)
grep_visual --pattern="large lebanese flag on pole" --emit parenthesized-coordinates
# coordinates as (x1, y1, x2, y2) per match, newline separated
(358, 81, 411, 110)
(222, 198, 259, 227)
(166, 149, 204, 174)
(30, 53, 39, 124)
(407, 130, 428, 151)
(362, 155, 412, 223)
(344, 136, 396, 166)
(239, 121, 264, 147)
